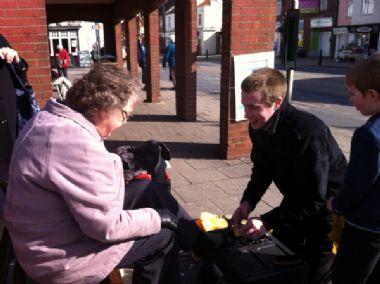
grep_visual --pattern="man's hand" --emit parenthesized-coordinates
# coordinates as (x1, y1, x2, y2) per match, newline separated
(0, 47, 20, 63)
(242, 217, 268, 239)
(231, 201, 252, 230)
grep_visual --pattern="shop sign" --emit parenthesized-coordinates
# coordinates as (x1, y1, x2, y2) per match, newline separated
(311, 17, 333, 28)
(356, 26, 372, 33)
(299, 0, 319, 13)
(333, 27, 349, 35)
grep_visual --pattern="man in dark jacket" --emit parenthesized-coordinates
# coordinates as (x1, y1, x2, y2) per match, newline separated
(231, 67, 348, 284)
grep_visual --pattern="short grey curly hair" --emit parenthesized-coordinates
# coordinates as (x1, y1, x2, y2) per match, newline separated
(65, 63, 142, 121)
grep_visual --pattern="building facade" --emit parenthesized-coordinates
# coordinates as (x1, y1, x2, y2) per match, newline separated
(334, 0, 379, 60)
(197, 0, 223, 55)
(276, 0, 337, 58)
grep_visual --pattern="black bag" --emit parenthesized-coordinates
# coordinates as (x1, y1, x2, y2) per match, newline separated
(207, 230, 308, 284)
(9, 63, 40, 130)
(117, 140, 171, 184)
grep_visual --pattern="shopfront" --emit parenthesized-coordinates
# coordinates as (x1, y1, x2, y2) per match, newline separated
(309, 17, 332, 57)
(334, 24, 380, 62)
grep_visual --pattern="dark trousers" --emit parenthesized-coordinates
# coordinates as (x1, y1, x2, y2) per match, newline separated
(117, 179, 202, 283)
(332, 222, 380, 284)
(169, 65, 176, 87)
(273, 229, 335, 284)
(58, 67, 68, 79)
(117, 228, 180, 284)
(123, 179, 201, 251)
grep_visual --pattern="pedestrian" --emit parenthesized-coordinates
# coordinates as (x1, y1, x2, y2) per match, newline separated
(163, 34, 176, 89)
(4, 63, 210, 284)
(137, 38, 146, 84)
(231, 67, 348, 284)
(327, 54, 380, 284)
(90, 43, 100, 63)
(56, 44, 70, 78)
(51, 68, 72, 100)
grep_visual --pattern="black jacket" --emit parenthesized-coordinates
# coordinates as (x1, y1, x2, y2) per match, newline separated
(242, 100, 348, 237)
(0, 34, 27, 185)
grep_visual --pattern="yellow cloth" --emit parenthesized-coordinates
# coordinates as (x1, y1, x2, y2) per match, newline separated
(196, 212, 229, 232)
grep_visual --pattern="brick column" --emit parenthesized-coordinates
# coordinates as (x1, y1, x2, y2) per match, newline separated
(0, 0, 51, 107)
(103, 20, 116, 56)
(144, 9, 160, 103)
(126, 17, 138, 78)
(114, 22, 123, 67)
(220, 0, 276, 159)
(175, 0, 197, 121)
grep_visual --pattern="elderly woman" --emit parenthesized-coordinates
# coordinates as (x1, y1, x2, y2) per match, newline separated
(4, 63, 181, 284)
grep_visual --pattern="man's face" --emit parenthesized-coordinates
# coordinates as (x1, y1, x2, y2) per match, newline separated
(241, 90, 278, 129)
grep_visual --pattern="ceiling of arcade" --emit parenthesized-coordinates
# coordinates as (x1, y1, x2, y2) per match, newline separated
(45, 0, 166, 22)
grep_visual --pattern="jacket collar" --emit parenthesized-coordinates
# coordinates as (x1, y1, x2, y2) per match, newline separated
(368, 112, 380, 124)
(44, 98, 102, 141)
(262, 98, 291, 135)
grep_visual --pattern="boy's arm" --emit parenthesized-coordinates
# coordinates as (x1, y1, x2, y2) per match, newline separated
(333, 128, 379, 214)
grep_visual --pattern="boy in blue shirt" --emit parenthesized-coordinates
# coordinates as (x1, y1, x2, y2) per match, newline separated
(163, 35, 176, 88)
(328, 54, 380, 284)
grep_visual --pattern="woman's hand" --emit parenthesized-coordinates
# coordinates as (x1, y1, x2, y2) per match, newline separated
(0, 47, 20, 63)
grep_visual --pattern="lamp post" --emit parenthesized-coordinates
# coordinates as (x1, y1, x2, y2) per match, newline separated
(286, 0, 299, 104)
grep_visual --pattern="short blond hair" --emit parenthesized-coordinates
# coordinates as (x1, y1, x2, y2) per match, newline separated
(241, 67, 287, 105)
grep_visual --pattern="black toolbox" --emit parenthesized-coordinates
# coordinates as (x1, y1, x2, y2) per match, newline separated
(207, 231, 308, 284)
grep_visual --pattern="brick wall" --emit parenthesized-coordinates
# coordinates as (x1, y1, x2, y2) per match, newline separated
(144, 9, 160, 103)
(126, 17, 138, 78)
(0, 0, 52, 107)
(220, 0, 276, 159)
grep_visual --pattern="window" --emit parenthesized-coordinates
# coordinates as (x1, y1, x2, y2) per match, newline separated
(320, 0, 328, 11)
(347, 0, 353, 17)
(362, 0, 374, 14)
(198, 13, 202, 26)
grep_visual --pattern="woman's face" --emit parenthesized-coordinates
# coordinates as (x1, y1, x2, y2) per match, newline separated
(94, 96, 137, 138)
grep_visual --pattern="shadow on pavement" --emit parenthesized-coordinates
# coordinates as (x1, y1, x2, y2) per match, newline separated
(131, 114, 177, 122)
(105, 140, 221, 160)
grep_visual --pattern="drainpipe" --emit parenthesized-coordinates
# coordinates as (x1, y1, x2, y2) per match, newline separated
(286, 0, 299, 104)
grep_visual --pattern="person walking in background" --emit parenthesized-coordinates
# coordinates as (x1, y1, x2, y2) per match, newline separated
(231, 67, 348, 284)
(163, 34, 176, 89)
(137, 38, 146, 85)
(327, 54, 380, 284)
(51, 68, 72, 100)
(56, 44, 70, 78)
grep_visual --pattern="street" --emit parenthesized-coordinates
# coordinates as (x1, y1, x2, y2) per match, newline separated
(192, 56, 366, 131)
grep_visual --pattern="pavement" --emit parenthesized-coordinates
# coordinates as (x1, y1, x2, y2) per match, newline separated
(67, 56, 356, 283)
